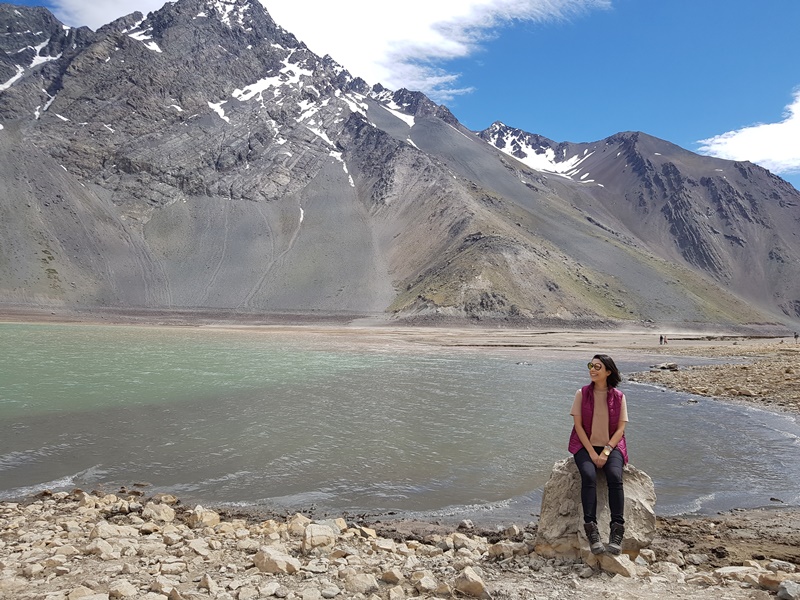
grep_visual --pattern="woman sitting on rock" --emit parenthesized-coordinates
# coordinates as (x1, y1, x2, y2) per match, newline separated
(568, 354, 629, 555)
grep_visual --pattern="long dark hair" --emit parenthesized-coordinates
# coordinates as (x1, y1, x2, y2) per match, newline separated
(593, 354, 621, 388)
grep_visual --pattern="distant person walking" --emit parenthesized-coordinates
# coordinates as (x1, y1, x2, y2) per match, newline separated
(568, 354, 629, 555)
(663, 335, 668, 345)
(795, 332, 798, 344)
(659, 335, 663, 345)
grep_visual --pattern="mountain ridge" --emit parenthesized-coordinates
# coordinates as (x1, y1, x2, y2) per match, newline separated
(1, 0, 798, 329)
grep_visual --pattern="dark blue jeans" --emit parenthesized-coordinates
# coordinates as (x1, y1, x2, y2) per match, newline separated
(573, 446, 625, 525)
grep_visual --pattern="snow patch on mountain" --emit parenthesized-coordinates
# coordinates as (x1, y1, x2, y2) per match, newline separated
(340, 92, 368, 118)
(370, 88, 394, 104)
(211, 0, 249, 29)
(330, 151, 355, 187)
(483, 123, 598, 183)
(1, 37, 64, 92)
(448, 123, 474, 142)
(208, 100, 230, 123)
(128, 28, 163, 53)
(122, 17, 147, 34)
(384, 105, 415, 128)
(307, 124, 333, 146)
(232, 56, 313, 102)
(29, 39, 62, 66)
(0, 65, 25, 91)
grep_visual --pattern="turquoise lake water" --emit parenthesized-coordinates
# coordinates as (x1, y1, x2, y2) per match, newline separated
(1, 322, 798, 524)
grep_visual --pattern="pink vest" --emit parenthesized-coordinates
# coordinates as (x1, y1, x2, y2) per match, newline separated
(568, 383, 628, 464)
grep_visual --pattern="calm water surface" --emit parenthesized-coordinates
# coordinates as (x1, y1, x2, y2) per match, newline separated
(1, 323, 798, 524)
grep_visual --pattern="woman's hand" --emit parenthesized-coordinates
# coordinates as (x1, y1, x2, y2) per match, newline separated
(593, 452, 608, 467)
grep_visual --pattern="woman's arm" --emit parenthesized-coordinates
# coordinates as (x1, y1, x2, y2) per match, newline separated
(607, 421, 626, 449)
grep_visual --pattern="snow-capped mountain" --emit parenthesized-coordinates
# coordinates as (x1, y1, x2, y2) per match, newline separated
(0, 0, 798, 328)
(479, 122, 600, 182)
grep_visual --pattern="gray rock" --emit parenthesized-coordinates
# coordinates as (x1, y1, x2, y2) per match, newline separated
(343, 573, 379, 594)
(458, 519, 475, 530)
(253, 546, 301, 574)
(142, 502, 176, 523)
(108, 579, 138, 598)
(453, 566, 490, 599)
(533, 458, 656, 560)
(779, 580, 800, 600)
(685, 553, 709, 565)
(769, 560, 798, 573)
(302, 524, 337, 553)
(651, 362, 679, 371)
(320, 584, 341, 599)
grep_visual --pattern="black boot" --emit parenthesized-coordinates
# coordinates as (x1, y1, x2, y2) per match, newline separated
(607, 522, 624, 555)
(583, 522, 604, 555)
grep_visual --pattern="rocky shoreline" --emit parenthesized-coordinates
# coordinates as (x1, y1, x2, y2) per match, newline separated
(629, 340, 800, 414)
(2, 488, 799, 600)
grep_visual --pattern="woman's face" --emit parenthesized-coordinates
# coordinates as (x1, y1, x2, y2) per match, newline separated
(588, 359, 610, 385)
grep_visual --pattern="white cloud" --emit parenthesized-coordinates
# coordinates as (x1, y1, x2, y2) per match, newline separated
(697, 89, 800, 176)
(48, 0, 609, 101)
(50, 0, 168, 29)
(265, 0, 609, 101)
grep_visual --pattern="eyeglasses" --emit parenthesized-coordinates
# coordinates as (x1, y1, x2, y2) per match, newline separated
(587, 362, 604, 371)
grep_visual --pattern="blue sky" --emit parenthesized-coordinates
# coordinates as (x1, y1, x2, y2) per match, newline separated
(10, 0, 800, 189)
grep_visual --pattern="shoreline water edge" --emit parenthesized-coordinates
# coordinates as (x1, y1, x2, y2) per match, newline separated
(2, 313, 800, 598)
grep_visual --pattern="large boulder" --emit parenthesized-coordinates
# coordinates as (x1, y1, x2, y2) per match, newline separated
(186, 505, 221, 529)
(302, 523, 337, 553)
(534, 458, 656, 561)
(253, 546, 301, 574)
(142, 501, 176, 523)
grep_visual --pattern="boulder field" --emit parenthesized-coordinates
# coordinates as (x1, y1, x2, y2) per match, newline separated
(3, 465, 800, 600)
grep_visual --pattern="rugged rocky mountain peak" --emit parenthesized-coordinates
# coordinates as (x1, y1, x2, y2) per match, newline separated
(0, 2, 798, 327)
(0, 3, 80, 61)
(390, 88, 459, 124)
(0, 5, 92, 118)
